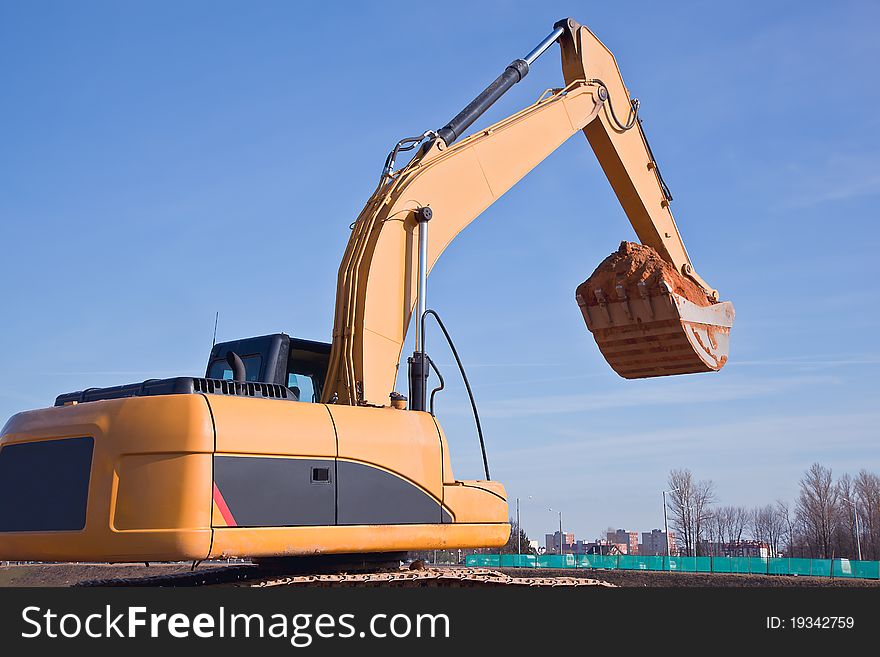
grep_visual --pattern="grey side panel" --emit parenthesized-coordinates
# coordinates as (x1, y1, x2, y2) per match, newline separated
(0, 437, 93, 532)
(214, 456, 335, 527)
(337, 461, 450, 525)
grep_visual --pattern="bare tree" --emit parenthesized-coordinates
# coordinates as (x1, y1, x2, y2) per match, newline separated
(768, 504, 786, 557)
(708, 506, 747, 554)
(667, 469, 696, 556)
(752, 504, 786, 557)
(706, 508, 730, 555)
(664, 465, 879, 561)
(729, 506, 749, 544)
(834, 473, 857, 559)
(718, 507, 732, 547)
(796, 463, 838, 558)
(706, 510, 723, 555)
(775, 499, 794, 556)
(855, 470, 880, 560)
(752, 506, 769, 545)
(667, 469, 716, 556)
(693, 480, 716, 556)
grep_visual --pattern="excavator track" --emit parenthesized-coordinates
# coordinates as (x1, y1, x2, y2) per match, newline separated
(254, 568, 613, 588)
(76, 565, 614, 588)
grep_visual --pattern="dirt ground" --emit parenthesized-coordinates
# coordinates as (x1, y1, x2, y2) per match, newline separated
(2, 562, 879, 587)
(0, 562, 232, 587)
(499, 567, 880, 587)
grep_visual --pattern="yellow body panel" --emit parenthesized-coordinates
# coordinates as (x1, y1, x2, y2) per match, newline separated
(330, 404, 444, 502)
(113, 454, 209, 532)
(210, 523, 509, 559)
(211, 394, 336, 457)
(442, 482, 508, 524)
(0, 395, 508, 562)
(0, 395, 214, 561)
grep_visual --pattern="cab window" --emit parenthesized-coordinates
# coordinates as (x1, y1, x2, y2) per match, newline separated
(287, 372, 317, 403)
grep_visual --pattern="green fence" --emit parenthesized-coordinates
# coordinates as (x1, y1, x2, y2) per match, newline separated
(464, 554, 880, 580)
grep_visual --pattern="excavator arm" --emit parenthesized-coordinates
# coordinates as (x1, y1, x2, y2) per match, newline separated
(324, 18, 733, 407)
(558, 18, 716, 297)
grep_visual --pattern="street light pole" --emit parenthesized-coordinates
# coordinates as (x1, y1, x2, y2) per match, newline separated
(663, 490, 670, 556)
(662, 488, 679, 558)
(842, 497, 862, 561)
(855, 509, 862, 561)
(548, 507, 564, 559)
(516, 497, 521, 555)
(559, 511, 563, 558)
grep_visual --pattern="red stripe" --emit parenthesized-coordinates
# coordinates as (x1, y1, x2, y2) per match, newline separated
(212, 482, 237, 527)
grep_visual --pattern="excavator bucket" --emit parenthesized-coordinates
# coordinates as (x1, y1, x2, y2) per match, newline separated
(576, 242, 735, 379)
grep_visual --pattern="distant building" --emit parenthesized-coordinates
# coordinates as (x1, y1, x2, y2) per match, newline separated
(640, 529, 676, 556)
(545, 531, 575, 554)
(607, 529, 639, 555)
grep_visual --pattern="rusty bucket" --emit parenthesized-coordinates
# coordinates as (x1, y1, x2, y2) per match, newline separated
(577, 279, 735, 379)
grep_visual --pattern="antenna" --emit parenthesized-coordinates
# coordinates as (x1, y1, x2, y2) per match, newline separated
(212, 312, 219, 347)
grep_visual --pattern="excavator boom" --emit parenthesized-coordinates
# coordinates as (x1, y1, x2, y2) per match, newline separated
(324, 18, 734, 406)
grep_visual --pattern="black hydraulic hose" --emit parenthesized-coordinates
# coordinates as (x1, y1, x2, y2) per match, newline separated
(591, 77, 673, 202)
(590, 78, 640, 132)
(426, 356, 445, 417)
(421, 309, 490, 481)
(638, 117, 673, 202)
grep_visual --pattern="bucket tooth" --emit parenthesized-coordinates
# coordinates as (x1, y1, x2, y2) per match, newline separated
(594, 288, 613, 323)
(576, 293, 593, 323)
(637, 280, 654, 318)
(615, 284, 633, 320)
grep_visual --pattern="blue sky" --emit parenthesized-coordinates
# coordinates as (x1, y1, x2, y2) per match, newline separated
(1, 1, 878, 543)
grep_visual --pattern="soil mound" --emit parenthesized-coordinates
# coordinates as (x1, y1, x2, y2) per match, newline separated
(577, 241, 711, 307)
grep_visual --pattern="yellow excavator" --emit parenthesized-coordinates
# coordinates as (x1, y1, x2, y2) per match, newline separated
(0, 18, 733, 562)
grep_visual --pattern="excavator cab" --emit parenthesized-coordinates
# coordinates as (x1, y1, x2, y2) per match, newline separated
(206, 334, 331, 403)
(50, 333, 331, 407)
